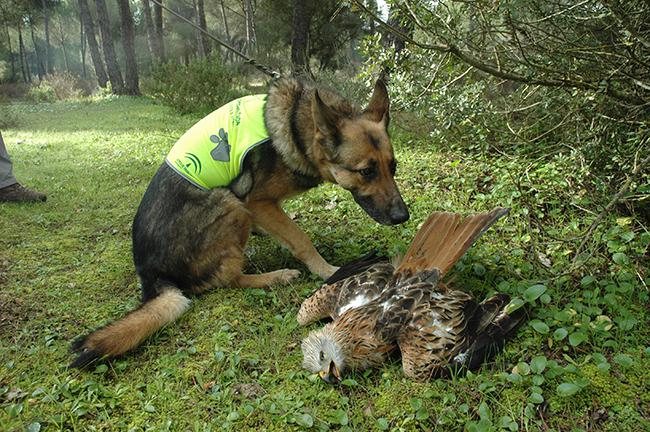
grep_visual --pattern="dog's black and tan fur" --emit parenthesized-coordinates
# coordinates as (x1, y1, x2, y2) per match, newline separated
(70, 78, 409, 367)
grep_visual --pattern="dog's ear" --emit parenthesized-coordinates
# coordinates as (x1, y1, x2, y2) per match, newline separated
(363, 79, 390, 128)
(312, 90, 341, 139)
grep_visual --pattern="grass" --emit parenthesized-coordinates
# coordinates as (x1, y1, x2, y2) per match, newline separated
(0, 97, 648, 431)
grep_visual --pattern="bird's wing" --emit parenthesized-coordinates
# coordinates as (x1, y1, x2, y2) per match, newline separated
(370, 266, 446, 345)
(324, 250, 388, 285)
(394, 208, 509, 281)
(448, 293, 527, 372)
(297, 282, 340, 326)
(297, 262, 395, 326)
(371, 281, 430, 344)
(464, 293, 511, 335)
(334, 262, 395, 317)
(397, 288, 477, 381)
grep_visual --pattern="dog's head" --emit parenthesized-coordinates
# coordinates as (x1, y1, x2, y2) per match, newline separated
(311, 80, 409, 225)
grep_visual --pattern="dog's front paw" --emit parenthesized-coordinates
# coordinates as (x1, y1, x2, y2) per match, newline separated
(276, 268, 301, 284)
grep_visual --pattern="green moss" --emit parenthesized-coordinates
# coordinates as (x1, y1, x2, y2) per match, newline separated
(546, 359, 650, 432)
(370, 379, 414, 418)
(602, 405, 650, 432)
(580, 364, 631, 408)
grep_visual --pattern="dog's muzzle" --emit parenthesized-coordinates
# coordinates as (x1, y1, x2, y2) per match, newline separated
(352, 191, 410, 226)
(388, 196, 409, 224)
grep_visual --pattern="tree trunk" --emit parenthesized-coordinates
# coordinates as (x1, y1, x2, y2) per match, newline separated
(116, 0, 139, 94)
(192, 0, 204, 59)
(153, 0, 165, 61)
(79, 8, 87, 78)
(5, 24, 16, 81)
(95, 0, 124, 93)
(78, 0, 108, 87)
(219, 0, 231, 61)
(219, 0, 230, 40)
(197, 0, 209, 57)
(242, 0, 256, 53)
(57, 16, 70, 73)
(18, 24, 31, 83)
(41, 0, 52, 73)
(291, 0, 311, 77)
(29, 19, 45, 81)
(141, 0, 161, 63)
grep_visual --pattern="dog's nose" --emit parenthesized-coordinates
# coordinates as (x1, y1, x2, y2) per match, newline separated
(389, 201, 410, 224)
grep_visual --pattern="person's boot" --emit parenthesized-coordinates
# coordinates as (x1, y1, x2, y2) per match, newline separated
(0, 183, 47, 202)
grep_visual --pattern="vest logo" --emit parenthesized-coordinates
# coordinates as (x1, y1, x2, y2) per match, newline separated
(210, 128, 231, 162)
(182, 152, 202, 175)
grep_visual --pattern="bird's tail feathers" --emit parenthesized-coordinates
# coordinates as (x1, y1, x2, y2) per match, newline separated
(394, 207, 509, 278)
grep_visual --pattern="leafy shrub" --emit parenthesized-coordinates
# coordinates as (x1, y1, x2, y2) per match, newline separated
(91, 81, 116, 100)
(74, 78, 98, 97)
(28, 81, 57, 102)
(44, 72, 84, 100)
(28, 72, 84, 102)
(143, 58, 243, 115)
(359, 34, 649, 192)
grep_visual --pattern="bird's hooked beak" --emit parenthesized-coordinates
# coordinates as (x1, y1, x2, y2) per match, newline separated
(319, 361, 341, 384)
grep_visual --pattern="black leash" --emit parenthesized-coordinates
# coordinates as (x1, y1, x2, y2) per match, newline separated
(148, 0, 281, 79)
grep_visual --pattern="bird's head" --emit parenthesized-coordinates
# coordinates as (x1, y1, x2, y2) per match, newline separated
(301, 325, 346, 384)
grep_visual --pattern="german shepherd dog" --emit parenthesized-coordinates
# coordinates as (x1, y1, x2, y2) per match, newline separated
(70, 78, 409, 367)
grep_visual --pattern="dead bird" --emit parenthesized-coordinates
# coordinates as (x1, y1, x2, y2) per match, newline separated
(300, 207, 526, 382)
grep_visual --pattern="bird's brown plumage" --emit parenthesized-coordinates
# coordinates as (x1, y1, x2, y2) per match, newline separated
(297, 261, 394, 325)
(300, 207, 525, 381)
(398, 291, 517, 380)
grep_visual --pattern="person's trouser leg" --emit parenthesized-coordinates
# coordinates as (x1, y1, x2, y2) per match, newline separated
(0, 131, 45, 202)
(0, 132, 18, 189)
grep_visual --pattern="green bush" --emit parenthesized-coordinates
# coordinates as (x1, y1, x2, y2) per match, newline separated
(27, 72, 84, 102)
(28, 80, 57, 102)
(359, 34, 649, 187)
(143, 58, 243, 115)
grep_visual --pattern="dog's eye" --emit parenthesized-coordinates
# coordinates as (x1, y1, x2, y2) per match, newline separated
(359, 167, 376, 178)
(319, 351, 325, 361)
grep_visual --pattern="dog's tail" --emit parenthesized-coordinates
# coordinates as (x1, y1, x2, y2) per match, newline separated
(394, 207, 509, 279)
(69, 287, 191, 368)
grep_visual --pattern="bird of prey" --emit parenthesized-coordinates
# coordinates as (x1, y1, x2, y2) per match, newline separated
(300, 207, 526, 382)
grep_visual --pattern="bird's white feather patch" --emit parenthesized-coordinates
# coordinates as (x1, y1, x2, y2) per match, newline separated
(338, 294, 370, 314)
(453, 351, 468, 364)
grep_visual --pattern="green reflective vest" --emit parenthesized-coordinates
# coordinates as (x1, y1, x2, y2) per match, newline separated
(166, 94, 270, 190)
